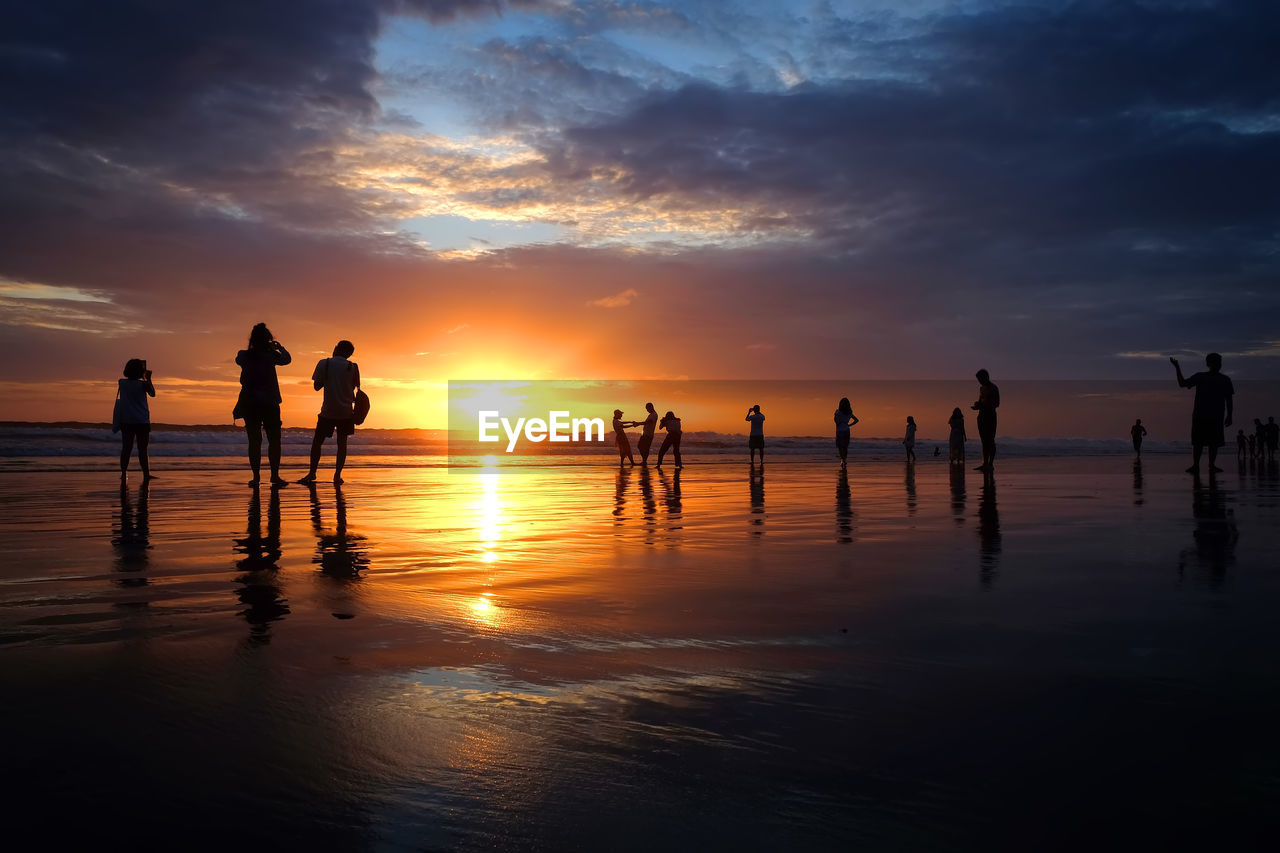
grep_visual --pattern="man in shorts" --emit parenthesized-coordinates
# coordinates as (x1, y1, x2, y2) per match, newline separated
(1171, 353, 1233, 476)
(299, 340, 361, 485)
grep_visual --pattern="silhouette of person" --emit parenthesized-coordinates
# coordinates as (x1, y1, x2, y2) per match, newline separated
(749, 467, 765, 536)
(977, 469, 1001, 585)
(637, 403, 658, 465)
(948, 407, 967, 465)
(299, 340, 361, 485)
(1171, 353, 1233, 475)
(113, 358, 155, 480)
(612, 409, 637, 467)
(1237, 429, 1248, 462)
(746, 404, 766, 465)
(235, 323, 291, 487)
(972, 369, 1000, 471)
(1248, 433, 1258, 460)
(233, 487, 288, 644)
(835, 467, 854, 543)
(1130, 419, 1147, 458)
(834, 397, 859, 469)
(112, 479, 151, 587)
(1253, 418, 1265, 459)
(656, 410, 682, 468)
(902, 415, 917, 463)
(1267, 416, 1279, 462)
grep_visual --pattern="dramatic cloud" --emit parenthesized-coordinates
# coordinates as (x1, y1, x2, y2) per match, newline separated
(1, 0, 1278, 425)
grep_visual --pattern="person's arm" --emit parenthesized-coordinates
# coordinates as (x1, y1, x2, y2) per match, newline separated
(235, 350, 246, 367)
(1170, 357, 1189, 388)
(850, 414, 859, 426)
(144, 370, 156, 397)
(274, 342, 292, 366)
(353, 363, 360, 389)
(312, 359, 326, 391)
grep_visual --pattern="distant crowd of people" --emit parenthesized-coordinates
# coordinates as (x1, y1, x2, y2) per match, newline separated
(111, 336, 1265, 484)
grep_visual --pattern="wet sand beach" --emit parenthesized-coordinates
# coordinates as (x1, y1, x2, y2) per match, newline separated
(3, 458, 1280, 850)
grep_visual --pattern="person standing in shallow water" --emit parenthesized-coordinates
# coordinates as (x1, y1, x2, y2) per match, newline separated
(298, 340, 361, 485)
(1131, 419, 1148, 458)
(902, 416, 917, 464)
(114, 358, 155, 479)
(656, 410, 682, 468)
(972, 369, 1000, 471)
(948, 407, 966, 465)
(1171, 353, 1233, 476)
(746, 404, 766, 465)
(235, 323, 291, 488)
(636, 403, 658, 465)
(834, 397, 858, 469)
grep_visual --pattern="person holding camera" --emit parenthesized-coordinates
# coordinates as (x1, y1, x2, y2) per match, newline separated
(235, 323, 291, 487)
(114, 358, 156, 479)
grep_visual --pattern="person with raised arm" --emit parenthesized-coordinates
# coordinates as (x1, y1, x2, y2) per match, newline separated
(746, 404, 766, 465)
(636, 402, 658, 466)
(656, 410, 682, 468)
(235, 323, 291, 488)
(1171, 353, 1233, 476)
(114, 358, 156, 480)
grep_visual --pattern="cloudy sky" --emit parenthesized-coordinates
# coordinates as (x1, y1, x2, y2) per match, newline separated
(2, 0, 1277, 427)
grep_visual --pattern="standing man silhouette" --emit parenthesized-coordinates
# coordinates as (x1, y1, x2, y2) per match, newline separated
(972, 369, 1000, 472)
(746, 404, 766, 465)
(637, 402, 658, 465)
(299, 340, 361, 485)
(1171, 353, 1233, 476)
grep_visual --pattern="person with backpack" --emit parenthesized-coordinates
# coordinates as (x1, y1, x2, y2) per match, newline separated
(299, 340, 361, 485)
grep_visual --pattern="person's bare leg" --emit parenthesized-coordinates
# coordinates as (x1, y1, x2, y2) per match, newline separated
(138, 432, 152, 479)
(334, 433, 347, 484)
(1187, 444, 1203, 474)
(267, 423, 286, 487)
(247, 425, 262, 485)
(120, 431, 134, 476)
(1209, 445, 1222, 473)
(299, 432, 322, 483)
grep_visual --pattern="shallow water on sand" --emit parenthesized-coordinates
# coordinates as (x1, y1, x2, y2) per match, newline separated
(2, 458, 1279, 850)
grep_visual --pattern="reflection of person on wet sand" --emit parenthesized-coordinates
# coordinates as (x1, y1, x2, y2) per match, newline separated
(1171, 353, 1233, 476)
(612, 467, 630, 519)
(834, 468, 854, 543)
(834, 397, 858, 469)
(1130, 419, 1147, 458)
(1179, 476, 1237, 586)
(949, 464, 966, 526)
(612, 409, 637, 467)
(977, 470, 1001, 585)
(113, 480, 151, 586)
(308, 484, 370, 585)
(749, 467, 764, 535)
(233, 487, 288, 643)
(972, 369, 999, 471)
(657, 411, 682, 468)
